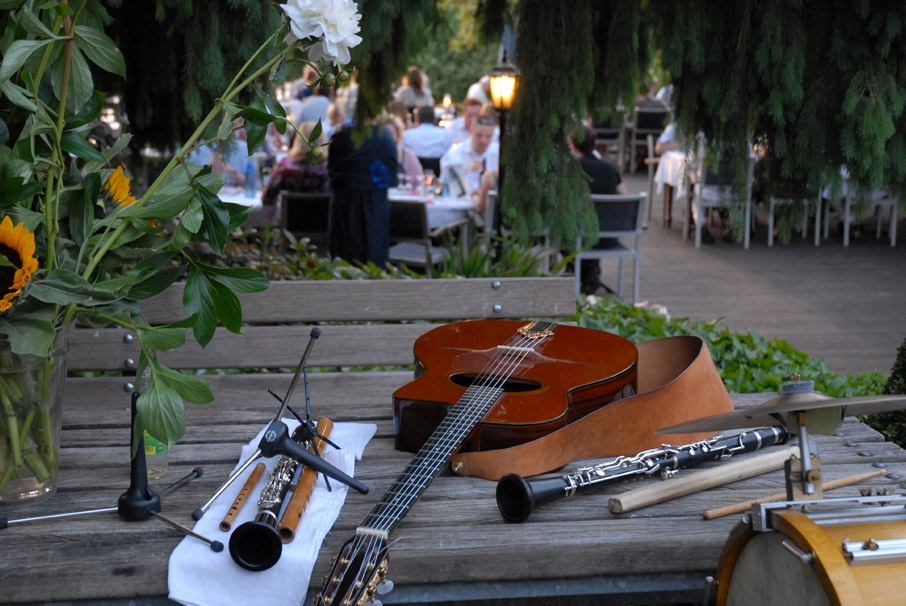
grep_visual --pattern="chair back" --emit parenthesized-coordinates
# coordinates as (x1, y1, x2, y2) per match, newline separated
(389, 199, 430, 243)
(589, 193, 647, 239)
(280, 191, 331, 245)
(417, 156, 441, 175)
(633, 108, 669, 136)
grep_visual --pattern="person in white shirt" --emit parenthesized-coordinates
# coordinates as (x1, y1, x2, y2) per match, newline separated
(465, 75, 490, 105)
(402, 106, 452, 162)
(445, 97, 483, 145)
(440, 116, 499, 198)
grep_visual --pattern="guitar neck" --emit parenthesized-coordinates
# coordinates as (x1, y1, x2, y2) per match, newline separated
(361, 384, 504, 534)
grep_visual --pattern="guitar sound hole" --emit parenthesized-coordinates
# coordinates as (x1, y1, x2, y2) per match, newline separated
(450, 373, 542, 393)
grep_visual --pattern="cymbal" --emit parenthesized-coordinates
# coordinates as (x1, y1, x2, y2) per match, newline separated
(657, 380, 906, 435)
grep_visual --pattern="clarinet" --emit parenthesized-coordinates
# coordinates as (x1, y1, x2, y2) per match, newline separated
(496, 426, 788, 523)
(228, 426, 306, 571)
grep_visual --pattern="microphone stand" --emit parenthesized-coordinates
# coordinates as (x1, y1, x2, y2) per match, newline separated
(1, 392, 219, 551)
(192, 328, 369, 521)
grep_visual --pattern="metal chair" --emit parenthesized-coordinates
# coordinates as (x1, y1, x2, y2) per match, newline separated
(629, 108, 669, 174)
(574, 193, 647, 303)
(388, 199, 466, 277)
(689, 156, 756, 249)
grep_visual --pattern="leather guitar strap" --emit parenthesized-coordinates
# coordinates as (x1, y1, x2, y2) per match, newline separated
(449, 335, 733, 481)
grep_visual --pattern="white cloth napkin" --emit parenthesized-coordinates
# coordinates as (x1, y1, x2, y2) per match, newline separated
(168, 420, 376, 606)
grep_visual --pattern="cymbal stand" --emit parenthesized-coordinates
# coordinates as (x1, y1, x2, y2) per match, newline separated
(192, 328, 368, 521)
(1, 392, 219, 551)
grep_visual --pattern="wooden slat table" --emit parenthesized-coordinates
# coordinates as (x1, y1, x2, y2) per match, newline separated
(3, 389, 905, 605)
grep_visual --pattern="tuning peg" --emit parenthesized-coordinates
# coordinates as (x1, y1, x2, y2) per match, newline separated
(377, 579, 394, 595)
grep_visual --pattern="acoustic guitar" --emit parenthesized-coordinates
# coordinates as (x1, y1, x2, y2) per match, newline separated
(314, 319, 637, 606)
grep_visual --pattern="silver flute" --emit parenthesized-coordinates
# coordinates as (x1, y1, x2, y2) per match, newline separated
(496, 425, 789, 523)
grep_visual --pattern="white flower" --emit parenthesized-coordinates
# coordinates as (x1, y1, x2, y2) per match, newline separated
(281, 0, 362, 65)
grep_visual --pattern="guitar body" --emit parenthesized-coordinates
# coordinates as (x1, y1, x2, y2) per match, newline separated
(393, 319, 638, 453)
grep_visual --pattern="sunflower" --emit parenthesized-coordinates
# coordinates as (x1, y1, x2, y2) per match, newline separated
(0, 215, 39, 313)
(104, 165, 137, 206)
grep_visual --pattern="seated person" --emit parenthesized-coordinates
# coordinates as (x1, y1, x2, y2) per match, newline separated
(261, 121, 330, 217)
(440, 115, 499, 198)
(402, 105, 452, 166)
(445, 97, 483, 145)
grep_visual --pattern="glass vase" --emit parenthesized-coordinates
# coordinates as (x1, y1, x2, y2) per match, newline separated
(0, 333, 69, 504)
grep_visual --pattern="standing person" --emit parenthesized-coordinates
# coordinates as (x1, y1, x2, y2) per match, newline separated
(328, 123, 399, 268)
(572, 126, 628, 294)
(393, 65, 434, 113)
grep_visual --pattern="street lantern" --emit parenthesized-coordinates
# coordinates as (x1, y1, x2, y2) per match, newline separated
(488, 53, 519, 112)
(487, 52, 519, 242)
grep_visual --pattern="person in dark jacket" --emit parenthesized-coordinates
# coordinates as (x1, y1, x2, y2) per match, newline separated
(327, 123, 399, 268)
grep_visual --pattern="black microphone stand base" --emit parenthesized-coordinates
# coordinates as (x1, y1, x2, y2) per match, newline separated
(1, 392, 217, 551)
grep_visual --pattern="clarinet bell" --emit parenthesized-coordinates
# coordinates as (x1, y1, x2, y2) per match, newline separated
(495, 473, 569, 523)
(228, 520, 283, 571)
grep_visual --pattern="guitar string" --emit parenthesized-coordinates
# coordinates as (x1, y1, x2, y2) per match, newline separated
(366, 327, 547, 532)
(329, 327, 550, 601)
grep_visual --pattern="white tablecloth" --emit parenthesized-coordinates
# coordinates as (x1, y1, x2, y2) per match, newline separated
(388, 188, 474, 229)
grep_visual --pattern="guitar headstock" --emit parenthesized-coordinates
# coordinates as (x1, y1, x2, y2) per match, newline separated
(315, 531, 390, 606)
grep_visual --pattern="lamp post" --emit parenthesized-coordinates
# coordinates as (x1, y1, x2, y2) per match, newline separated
(488, 52, 519, 238)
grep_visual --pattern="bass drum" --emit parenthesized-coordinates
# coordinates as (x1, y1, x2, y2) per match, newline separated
(714, 508, 906, 606)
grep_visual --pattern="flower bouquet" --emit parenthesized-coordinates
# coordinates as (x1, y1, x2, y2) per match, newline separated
(0, 0, 361, 501)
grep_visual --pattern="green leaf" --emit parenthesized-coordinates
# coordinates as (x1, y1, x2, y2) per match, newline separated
(138, 326, 189, 352)
(149, 359, 214, 404)
(0, 309, 58, 356)
(73, 24, 126, 77)
(138, 377, 186, 446)
(128, 264, 186, 300)
(195, 186, 231, 252)
(0, 79, 37, 112)
(60, 130, 105, 162)
(0, 176, 42, 208)
(195, 263, 269, 293)
(183, 271, 218, 346)
(56, 45, 94, 114)
(0, 39, 55, 83)
(26, 269, 123, 306)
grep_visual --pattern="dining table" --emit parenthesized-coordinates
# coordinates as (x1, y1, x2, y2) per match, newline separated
(388, 187, 475, 230)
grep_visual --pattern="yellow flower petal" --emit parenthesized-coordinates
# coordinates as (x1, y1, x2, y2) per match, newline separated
(105, 165, 137, 206)
(0, 215, 39, 313)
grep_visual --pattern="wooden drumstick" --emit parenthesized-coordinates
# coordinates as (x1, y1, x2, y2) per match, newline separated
(277, 418, 334, 543)
(701, 468, 885, 520)
(609, 446, 797, 514)
(220, 462, 267, 532)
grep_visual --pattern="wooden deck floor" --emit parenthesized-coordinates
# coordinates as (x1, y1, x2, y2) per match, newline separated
(615, 172, 906, 378)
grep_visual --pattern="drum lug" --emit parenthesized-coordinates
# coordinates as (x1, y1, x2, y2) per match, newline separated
(780, 539, 814, 564)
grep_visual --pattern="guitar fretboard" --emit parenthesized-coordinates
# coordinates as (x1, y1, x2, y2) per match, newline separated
(361, 383, 505, 535)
